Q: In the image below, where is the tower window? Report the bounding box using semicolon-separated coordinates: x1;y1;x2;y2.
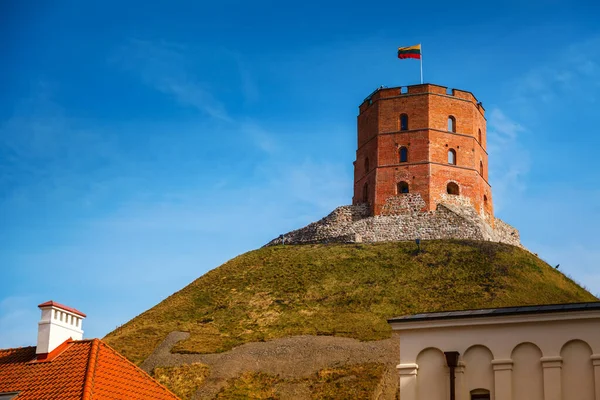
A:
447;182;460;195
478;128;482;143
448;149;457;165
484;194;488;206
480;160;484;176
397;181;409;194
364;157;370;174
399;146;408;163
400;114;409;131
363;182;369;203
448;116;456;132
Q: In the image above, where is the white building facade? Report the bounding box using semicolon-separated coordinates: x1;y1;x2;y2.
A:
388;302;600;400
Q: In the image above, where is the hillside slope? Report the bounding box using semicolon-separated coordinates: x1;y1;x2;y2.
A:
104;240;596;367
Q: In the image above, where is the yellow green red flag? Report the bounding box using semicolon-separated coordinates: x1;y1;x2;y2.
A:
398;44;421;60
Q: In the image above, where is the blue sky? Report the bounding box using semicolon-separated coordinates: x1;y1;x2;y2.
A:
1;0;599;347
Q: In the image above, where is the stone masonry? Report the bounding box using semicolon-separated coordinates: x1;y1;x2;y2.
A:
265;194;520;247
265;84;521;248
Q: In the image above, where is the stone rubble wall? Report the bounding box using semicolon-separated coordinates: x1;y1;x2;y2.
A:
492;217;521;247
380;193;427;215
265;195;520;247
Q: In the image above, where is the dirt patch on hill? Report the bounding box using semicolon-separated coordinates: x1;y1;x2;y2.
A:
141;331;399;399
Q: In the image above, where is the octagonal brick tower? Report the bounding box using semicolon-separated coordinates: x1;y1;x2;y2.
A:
352;83;492;219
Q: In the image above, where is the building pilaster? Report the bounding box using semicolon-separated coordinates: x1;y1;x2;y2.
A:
492;359;513;400
455;361;468;400
397;363;418;400
591;355;600;400
541;356;562;400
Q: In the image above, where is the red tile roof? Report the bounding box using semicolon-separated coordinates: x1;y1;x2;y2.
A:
0;339;179;399
38;301;87;317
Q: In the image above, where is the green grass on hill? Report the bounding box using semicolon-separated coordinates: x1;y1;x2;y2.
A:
154;363;210;399
214;363;385;400
104;240;596;365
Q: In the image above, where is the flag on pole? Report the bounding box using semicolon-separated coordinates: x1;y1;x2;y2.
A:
397;44;421;60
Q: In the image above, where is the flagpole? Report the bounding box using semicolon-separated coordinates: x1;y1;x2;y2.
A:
420;43;423;84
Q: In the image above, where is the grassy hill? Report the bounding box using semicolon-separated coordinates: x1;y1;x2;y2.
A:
104;240;596;366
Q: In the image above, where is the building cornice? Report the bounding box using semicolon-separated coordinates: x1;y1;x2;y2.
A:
389;310;600;332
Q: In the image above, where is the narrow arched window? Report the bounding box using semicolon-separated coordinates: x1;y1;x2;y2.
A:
447;182;459;195
364;157;369;174
397;181;409;194
480;161;484;176
448;116;456;132
399;146;408;163
448;149;457;165
478;128;482;143
400;114;409;131
483;195;488;207
362;182;369;203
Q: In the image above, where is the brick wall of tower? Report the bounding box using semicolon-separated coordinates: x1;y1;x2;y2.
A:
352;84;493;219
353;100;379;206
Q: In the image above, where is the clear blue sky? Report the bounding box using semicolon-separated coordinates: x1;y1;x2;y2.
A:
1;0;599;347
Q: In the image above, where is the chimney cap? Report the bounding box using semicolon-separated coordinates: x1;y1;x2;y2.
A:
38;301;86;318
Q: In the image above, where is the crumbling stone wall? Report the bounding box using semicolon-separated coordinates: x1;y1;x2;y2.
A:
265;194;520;247
492;217;521;247
380;194;427;215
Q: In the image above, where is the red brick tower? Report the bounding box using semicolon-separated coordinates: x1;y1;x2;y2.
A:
352;84;492;219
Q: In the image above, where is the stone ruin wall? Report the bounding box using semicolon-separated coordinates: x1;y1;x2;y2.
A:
265;194;521;247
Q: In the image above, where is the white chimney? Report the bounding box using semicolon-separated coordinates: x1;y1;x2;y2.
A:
36;301;86;355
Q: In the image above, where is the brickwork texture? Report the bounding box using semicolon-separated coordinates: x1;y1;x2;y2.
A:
353;84;492;218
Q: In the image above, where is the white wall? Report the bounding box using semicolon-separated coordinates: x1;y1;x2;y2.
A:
416;348;448;400
512;342;543;400
464;345;494;400
561;340;594;400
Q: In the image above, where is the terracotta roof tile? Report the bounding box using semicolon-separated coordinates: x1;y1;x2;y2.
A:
87;339;180;399
38;301;87;317
0;340;179;399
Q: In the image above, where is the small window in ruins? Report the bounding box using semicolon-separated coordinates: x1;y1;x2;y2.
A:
478;128;482;143
447;182;459;195
480;160;484;176
363;182;369;203
397;181;409;194
364;157;370;174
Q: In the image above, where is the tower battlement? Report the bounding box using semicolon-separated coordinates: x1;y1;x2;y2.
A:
359;84;485;114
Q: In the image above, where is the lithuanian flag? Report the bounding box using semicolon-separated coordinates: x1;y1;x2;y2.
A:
398;44;421;60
